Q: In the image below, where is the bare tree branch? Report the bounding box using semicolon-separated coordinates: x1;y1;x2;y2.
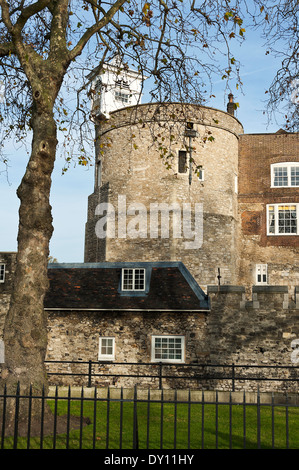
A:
68;0;128;60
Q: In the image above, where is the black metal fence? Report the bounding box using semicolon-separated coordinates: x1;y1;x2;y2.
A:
1;384;299;449
45;360;299;392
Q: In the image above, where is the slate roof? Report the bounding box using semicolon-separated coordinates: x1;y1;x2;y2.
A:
44;262;210;311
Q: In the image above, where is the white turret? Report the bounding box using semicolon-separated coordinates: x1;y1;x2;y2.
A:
88;56;145;119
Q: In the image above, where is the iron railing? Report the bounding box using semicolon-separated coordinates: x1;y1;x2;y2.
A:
44;360;299;391
1;384;299;449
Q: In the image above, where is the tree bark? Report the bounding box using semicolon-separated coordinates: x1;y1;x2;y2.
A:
0;107;57;429
0;0;72;431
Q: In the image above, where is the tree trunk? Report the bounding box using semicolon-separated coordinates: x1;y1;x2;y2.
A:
0;108;57;430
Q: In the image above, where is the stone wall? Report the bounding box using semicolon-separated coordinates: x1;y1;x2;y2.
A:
205;285;299;391
85;106;298;292
84;183;109;263
45;309;208;389
1;257;299;391
85;102;244;289
43;285;299;391
0;252;16;336
2;254;299;392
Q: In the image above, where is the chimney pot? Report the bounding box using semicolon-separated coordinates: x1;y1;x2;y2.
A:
227;93;235;115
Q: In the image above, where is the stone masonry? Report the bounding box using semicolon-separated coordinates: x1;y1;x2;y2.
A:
1;253;299;391
85;102;244;289
0;252;16;334
44;284;299;391
85;101;298;292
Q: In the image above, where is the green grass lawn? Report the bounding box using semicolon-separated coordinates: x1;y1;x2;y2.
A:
3;398;299;449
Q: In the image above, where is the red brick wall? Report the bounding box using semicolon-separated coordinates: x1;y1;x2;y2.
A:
239;132;299;198
238;132;299;248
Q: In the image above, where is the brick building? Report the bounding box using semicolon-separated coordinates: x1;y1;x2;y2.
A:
238;131;299;289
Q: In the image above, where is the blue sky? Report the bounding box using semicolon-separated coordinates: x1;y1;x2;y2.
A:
0;28;288;263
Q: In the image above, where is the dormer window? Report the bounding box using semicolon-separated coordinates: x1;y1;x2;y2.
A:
0;264;5;283
271;162;299;187
122;268;145;291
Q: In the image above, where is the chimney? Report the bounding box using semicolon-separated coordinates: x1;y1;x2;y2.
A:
227;93;235;116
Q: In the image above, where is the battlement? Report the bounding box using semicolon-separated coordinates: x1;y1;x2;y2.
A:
97;101;244;138
207;285;299;310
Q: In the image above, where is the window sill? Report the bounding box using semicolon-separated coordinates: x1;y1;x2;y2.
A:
267;233;298;236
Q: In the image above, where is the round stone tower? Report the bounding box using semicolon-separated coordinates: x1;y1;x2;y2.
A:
84;97;244;289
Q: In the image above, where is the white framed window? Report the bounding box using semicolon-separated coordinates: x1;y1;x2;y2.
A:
122;268;145;291
115;90;129;104
0;264;5;283
98;337;115;361
271;162;299;187
256;264;267;285
151;335;185;363
267;203;298;235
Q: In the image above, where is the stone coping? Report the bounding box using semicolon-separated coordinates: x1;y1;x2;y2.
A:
207;286;245;293
207;285;298;294
48;386;299;405
252;286;289;293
